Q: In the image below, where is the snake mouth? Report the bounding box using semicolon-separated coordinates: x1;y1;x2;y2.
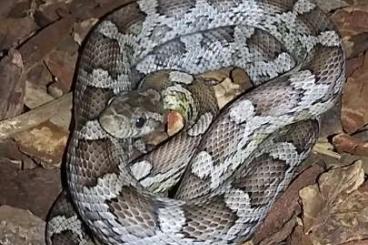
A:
165;110;185;137
143;110;184;147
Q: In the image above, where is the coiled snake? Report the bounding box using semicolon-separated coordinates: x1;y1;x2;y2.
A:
46;0;345;244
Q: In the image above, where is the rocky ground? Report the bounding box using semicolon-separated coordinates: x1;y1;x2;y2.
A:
0;0;368;244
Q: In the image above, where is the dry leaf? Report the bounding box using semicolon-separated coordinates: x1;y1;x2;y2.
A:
346;55;364;77
315;0;348;12
0;49;25;120
19;16;75;70
299;161;368;244
0;17;38;51
253;164;325;244
333;133;368;156
44;37;79;91
345;33;368;58
13;121;69;168
341;52;368;134
332;6;368;37
313;138;341;159
287;222;314;245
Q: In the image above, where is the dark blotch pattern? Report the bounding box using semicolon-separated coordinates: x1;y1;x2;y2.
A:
79;32;121;80
75;138;120;188
305;45;345;86
47;191;77;220
107;2;147;34
232;155;287;208
263;0;297;13
275;119;319;154
248;28;286;61
107;186;158;238
76;86;113;129
182;196;237;240
298;6;333;34
232;119;319;208
200;27;236;50
156;0;196;16
50;230;83;245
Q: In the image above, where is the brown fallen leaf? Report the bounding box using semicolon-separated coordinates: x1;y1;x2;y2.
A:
211;68;253;108
333;133;368;156
341;51;368;134
70;0;135;20
12;121;69;169
299;161;368;244
0;17;38;52
332;6;368;37
34;0;70;27
0;92;72;139
345;32;368;58
331;5;368;63
0;161;61;220
342;240;368;245
257;216;297;245
252;164;325;244
0;139;36;170
0;0;17;19
44;36;79;91
287;221;314;245
315;0;348;13
346;55;364;77
0;49;24;120
19;15;75;71
26;62;53;88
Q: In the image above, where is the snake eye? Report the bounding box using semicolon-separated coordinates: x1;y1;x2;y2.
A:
135;117;146;128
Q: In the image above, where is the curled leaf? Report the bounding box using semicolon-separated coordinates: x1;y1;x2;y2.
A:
299;161;368;244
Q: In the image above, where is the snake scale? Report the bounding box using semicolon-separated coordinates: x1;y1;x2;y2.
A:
46;0;345;244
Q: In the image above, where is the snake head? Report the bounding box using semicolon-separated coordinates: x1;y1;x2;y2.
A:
99;89;166;139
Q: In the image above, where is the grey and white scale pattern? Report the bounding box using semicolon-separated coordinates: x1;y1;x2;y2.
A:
46;0;345;244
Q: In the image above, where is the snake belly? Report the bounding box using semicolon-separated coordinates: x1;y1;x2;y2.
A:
46;0;345;244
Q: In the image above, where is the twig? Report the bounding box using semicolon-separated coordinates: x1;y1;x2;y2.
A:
313;142;341;159
0;93;72;140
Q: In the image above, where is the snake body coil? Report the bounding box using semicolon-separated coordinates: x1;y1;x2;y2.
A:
46;0;345;244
